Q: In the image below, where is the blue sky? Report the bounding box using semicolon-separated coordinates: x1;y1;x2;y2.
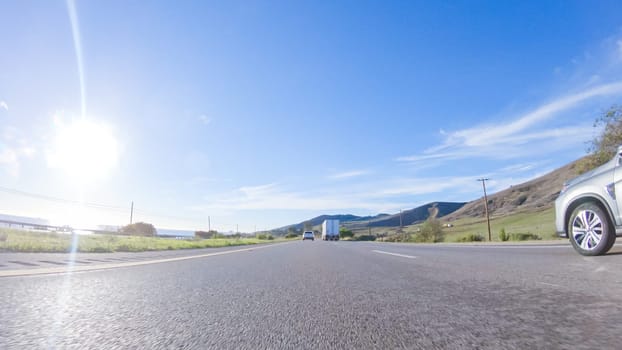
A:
1;0;622;232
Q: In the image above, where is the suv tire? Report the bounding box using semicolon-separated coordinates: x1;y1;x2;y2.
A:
568;202;616;256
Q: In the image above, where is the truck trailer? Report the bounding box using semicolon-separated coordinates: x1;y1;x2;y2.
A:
321;219;340;241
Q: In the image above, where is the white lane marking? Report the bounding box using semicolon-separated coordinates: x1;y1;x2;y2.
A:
372;250;416;259
373;243;572;249
0;242;292;278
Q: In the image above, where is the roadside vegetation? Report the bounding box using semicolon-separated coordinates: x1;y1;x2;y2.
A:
255;233;274;240
441;208;554;242
0;228;268;253
350;206;556;243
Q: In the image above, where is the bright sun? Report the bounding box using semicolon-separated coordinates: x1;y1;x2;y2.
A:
47;119;119;181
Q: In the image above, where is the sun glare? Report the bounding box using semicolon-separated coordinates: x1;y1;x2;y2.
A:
47;119;119;181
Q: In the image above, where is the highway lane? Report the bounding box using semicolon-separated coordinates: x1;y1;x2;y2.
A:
2;241;622;349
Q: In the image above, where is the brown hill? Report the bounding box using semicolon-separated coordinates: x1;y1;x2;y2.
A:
442;157;586;221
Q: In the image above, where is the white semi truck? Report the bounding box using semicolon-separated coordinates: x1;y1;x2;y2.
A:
321;219;340;241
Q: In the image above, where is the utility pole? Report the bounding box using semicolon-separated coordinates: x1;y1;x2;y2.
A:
477;178;492;241
208;216;211;232
129;201;134;225
399;209;403;232
236;224;238;234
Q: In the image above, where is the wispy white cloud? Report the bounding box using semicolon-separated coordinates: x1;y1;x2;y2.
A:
498;162;539;173
198;114;212;125
396;125;588;163
0;101;7;111
193;182;405;213
444;82;622;148
0;125;36;177
373;177;478;197
0;149;19;177
327;169;369;180
195;174;499;214
397;82;622;164
186;176;231;186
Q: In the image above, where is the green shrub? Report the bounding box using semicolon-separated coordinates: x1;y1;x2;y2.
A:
284;232;298;239
499;228;509;242
195;230;219;239
510;233;541;241
456;234;484;242
339;227;354;238
383;234;409;242
119;222;157;236
354;234;376;241
255;233;274;240
414;219;444;243
0;232;7;242
116;244;133;251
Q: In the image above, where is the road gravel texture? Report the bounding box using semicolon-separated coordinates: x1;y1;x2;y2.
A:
2;241;622;349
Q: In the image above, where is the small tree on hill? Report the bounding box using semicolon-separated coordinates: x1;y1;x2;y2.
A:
119;222;156;236
578;105;622;173
195;230;219;239
339;227;354;238
414;206;444;243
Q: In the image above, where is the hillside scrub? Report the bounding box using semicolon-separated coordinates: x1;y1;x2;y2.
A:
456;234;485;242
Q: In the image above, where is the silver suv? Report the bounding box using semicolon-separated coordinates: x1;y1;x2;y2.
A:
555;145;622;255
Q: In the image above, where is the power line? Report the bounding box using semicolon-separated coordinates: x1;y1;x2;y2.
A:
0;186;204;226
132;208;200;223
0;186;127;211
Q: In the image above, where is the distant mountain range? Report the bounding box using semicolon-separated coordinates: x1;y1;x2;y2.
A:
274;202;466;233
274;213;389;232
350;202;467;228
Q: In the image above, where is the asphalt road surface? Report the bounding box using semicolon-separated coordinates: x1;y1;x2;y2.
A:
2;240;622;349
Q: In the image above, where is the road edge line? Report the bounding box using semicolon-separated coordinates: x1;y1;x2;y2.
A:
0;241;293;278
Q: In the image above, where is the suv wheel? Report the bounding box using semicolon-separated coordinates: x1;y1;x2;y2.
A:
568;202;616;256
